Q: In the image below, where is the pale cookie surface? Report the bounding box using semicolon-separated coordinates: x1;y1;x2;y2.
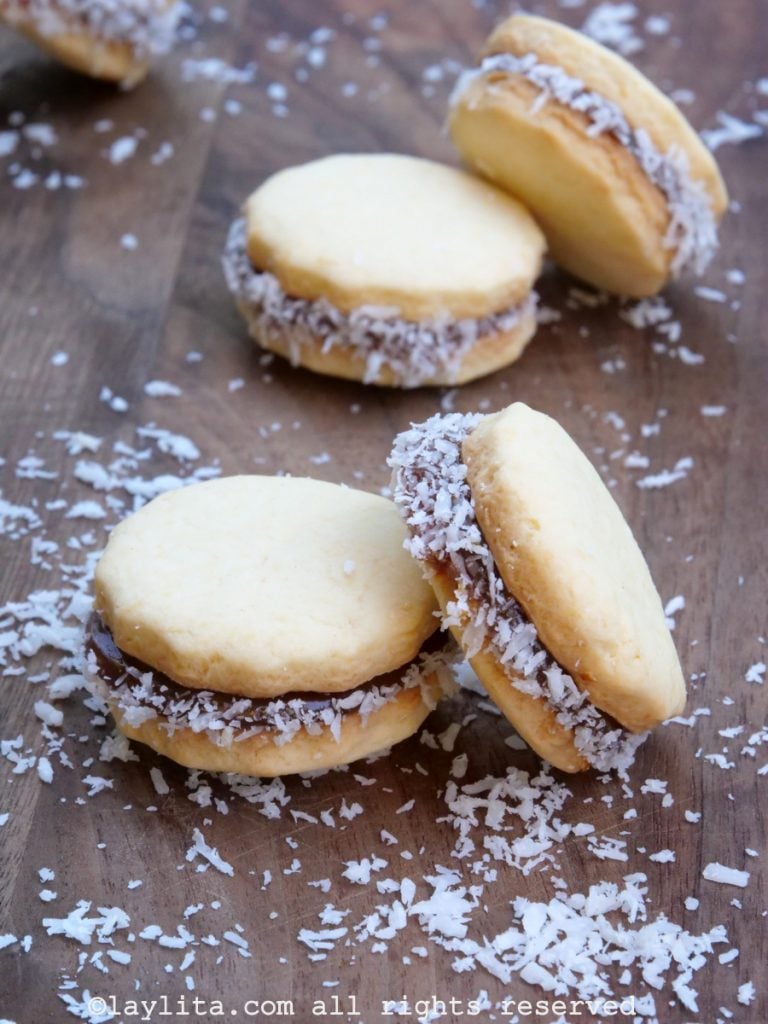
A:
95;476;439;697
244;153;545;321
463;403;686;730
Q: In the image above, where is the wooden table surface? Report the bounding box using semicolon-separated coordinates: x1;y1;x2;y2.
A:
1;2;765;1022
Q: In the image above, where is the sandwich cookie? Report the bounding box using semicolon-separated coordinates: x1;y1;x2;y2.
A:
0;0;181;86
389;403;686;773
449;14;728;296
223;154;546;388
84;476;456;776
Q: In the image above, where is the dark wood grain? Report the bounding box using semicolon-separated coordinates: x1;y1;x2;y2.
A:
1;1;766;1022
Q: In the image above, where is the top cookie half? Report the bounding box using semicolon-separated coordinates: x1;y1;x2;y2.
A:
94;476;439;698
243;153;545;321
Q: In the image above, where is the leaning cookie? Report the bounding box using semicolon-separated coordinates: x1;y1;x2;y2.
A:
223;154;545;388
0;0;181;86
449;14;727;296
84;476;457;776
389;403;686;773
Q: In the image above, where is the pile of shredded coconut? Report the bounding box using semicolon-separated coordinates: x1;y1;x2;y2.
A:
343;866;728;1011
84;630;458;748
2;0;182;55
388;411;647;772
222;218;537;389
451;52;719;276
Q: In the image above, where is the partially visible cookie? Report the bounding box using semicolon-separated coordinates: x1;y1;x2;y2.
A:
449;14;727;296
223;154;545;387
0;0;181;86
390;403;686;773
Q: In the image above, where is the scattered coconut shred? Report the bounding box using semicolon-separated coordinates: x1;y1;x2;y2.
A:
388;411;646;773
222;218;537;388
451;53;719;275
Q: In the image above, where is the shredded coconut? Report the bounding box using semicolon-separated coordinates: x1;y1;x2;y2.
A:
702;112;763;151
222;218;536;388
581;2;643;56
389;412;646;772
185;827;234;877
143;379;182;398
702;862;750;888
745;662;765;685
451;53;719;276
84;620;458;749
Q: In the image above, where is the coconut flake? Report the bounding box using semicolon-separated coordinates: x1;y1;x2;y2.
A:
185;827;234;877
34;700;64;727
582;2;643;56
745;662;765;685
143;380;182;398
702;863;750;888
702;112;763;151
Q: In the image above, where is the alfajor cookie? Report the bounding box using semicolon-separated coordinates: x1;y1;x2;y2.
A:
84;475;456;776
0;0;180;86
389;402;686;773
223;153;546;388
449;14;728;297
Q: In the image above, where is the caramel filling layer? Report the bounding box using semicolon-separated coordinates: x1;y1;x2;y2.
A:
85;613;456;747
222;218;537;388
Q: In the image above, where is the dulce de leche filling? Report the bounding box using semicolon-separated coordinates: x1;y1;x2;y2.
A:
222;218;537;389
84;613;455;748
388;412;647;773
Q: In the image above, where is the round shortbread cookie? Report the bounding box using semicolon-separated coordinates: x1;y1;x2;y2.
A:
485;15;725;208
449;14;727;296
243;153;545;321
389;409;651;774
95;476;439;698
462;403;686;731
